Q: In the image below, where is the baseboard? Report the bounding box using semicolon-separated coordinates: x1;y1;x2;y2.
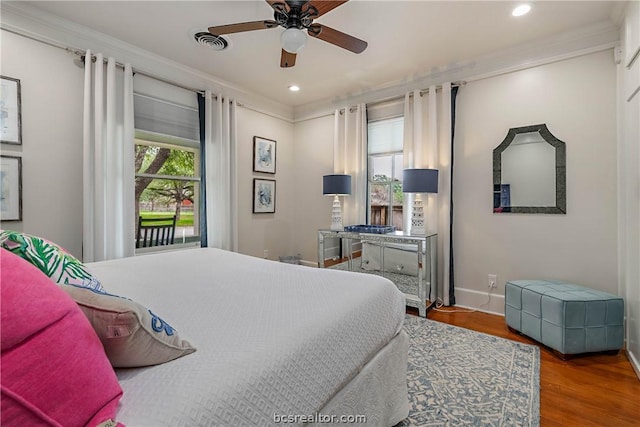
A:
290;273;507;316
296;266;507;316
453;287;505;316
627;349;640;381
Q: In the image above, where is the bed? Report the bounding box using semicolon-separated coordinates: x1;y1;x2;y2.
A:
84;248;410;426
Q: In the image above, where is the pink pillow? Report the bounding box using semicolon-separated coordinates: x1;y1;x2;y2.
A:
0;249;123;427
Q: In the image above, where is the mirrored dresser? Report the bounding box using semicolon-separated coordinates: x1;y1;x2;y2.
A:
317;229;437;317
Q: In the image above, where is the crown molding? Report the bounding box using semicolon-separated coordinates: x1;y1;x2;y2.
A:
292;20;621;122
0;2;294;122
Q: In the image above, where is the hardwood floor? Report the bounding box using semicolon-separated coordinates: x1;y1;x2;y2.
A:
410;306;640;426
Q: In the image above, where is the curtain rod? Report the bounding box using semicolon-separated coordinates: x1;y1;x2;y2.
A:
81;54;205;95
81;54;284;114
235;101;292;123
419;80;466;96
1;26;78;56
80;54;291;121
1;27;207;95
6;28;275;116
339;81;466;114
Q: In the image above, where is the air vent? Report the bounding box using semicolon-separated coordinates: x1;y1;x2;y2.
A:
193;32;228;51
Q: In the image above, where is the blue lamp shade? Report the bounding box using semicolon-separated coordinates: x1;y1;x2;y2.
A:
402;169;439;193
323;174;352;195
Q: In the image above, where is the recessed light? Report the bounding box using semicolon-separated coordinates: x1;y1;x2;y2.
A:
512;4;531;17
288;85;300;92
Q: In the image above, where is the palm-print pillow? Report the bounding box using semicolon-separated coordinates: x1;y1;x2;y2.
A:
0;230;103;291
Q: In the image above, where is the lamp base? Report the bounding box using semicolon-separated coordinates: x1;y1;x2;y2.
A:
330;195;343;231
410;226;426;235
409;195;427;235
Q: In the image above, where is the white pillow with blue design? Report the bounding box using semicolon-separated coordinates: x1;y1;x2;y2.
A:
0;230;103;291
61;284;196;368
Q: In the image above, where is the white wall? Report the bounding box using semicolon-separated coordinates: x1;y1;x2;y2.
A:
235;107;295;260
454;50;618;313
0;30;84;257
291;114;335;263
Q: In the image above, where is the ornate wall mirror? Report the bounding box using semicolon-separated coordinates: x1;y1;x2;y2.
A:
493;124;566;214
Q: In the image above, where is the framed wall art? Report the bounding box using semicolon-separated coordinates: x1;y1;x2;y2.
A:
253;178;276;213
253;136;276;174
0;155;23;221
0;76;22;145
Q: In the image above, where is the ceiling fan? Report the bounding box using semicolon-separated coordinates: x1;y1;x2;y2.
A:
208;0;367;68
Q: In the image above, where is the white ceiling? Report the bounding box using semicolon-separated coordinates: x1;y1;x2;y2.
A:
20;1;621;108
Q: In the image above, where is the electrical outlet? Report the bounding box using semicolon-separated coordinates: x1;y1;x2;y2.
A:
488;274;497;289
263;249;269;259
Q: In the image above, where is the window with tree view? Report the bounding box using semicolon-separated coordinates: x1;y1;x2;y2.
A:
368;117;404;230
135;136;201;249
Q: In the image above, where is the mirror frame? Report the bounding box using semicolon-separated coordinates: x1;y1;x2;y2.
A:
493;123;566;214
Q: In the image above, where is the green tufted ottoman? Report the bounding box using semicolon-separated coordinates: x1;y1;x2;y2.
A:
505;280;624;358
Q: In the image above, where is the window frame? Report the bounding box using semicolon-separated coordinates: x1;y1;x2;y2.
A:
134;130;202;253
367;150;404;229
366;115;405;230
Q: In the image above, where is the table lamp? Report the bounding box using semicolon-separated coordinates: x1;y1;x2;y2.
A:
323;174;352;231
403;168;438;235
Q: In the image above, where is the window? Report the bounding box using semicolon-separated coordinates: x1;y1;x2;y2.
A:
367;117;404;230
132;77;202;252
134;134;201;249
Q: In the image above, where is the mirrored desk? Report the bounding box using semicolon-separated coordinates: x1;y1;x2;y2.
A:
318;229;437;317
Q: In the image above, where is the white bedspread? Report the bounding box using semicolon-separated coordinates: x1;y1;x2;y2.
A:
86;248;406;426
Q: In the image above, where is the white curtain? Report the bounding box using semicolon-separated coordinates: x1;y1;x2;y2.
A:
403;83;453;305
333;103;367;225
82;51;135;262
204;91;237;251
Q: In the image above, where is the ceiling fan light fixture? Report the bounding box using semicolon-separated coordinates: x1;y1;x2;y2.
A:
281;28;307;53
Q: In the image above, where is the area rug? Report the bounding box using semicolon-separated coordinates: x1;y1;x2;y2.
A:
397;315;540;427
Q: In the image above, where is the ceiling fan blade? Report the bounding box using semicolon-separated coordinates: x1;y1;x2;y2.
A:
309;24;367;54
306;0;349;17
280;49;297;68
208;20;277;36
